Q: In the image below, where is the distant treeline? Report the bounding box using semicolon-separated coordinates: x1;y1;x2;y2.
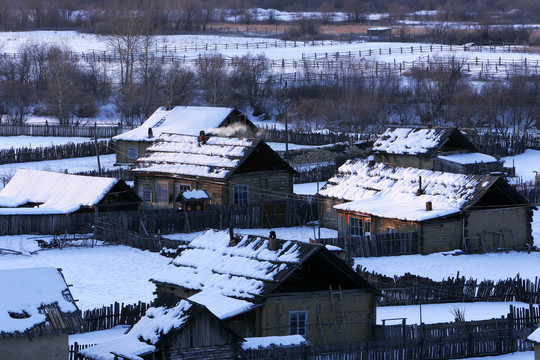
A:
0;0;539;33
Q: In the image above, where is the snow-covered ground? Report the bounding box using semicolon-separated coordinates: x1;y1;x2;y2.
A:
0;154;120;183
0;136;104;150
293;181;326;195
377;301;528;325
355;245;540;282
502;149;540;182
0;245;169;310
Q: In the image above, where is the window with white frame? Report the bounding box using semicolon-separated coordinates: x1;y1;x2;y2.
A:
156;182;169;203
233;185;249;204
350;217;363;237
143;188;152;202
127;146;138;160
289;311;308;335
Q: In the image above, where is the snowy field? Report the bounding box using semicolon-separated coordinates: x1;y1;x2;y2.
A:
1;31;538;78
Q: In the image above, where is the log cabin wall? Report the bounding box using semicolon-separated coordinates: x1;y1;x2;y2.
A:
227;170;292;204
115;140;153;164
465;207;533;251
260;290;376;345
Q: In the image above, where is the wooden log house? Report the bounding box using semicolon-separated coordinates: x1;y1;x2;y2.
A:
130;132;297;209
150;230;382;346
320;159;534;255
113;106;257;164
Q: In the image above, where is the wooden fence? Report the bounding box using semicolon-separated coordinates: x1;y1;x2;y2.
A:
0;139;113;165
93;199;317;248
261;128;368;145
82;301;151;332
357;268;540;306
0;212;96;236
0;123;128;137
320;232;419;258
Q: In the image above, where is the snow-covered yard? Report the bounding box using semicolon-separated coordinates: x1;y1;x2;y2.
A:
0;244;169;310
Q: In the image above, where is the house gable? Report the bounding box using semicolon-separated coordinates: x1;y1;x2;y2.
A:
235;141;297;175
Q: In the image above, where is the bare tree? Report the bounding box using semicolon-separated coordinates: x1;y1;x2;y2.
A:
227;54;271;115
162;63;196;106
196;54;227;106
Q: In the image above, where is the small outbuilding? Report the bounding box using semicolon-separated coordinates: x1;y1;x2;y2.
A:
150;230;381;346
0;169;141;235
113;106;257;164
368;27;392;37
0;267;83;360
372;127;479;171
80;299;243;360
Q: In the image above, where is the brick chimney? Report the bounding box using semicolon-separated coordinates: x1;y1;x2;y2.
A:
426;201;433;211
148;127;153;138
198;130;206;145
268;231;277;251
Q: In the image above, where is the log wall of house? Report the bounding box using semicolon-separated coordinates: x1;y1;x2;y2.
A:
166;312;238;350
420;219;462;254
0;333;67;359
228;170;292;204
373;154;434;170
260;290;376;346
320;198;345;230
465;207;533;251
115;140;153;164
135;175;226;207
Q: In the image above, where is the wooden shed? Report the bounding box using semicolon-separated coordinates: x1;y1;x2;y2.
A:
131;132;296;208
0;267;84;360
113;106;257;164
150;230;381;346
80;299;243;360
368;27;392;37
321;159;534;255
372;127;478;171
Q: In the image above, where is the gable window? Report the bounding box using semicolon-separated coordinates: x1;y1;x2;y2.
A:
157;182;169;203
289;311;308;335
127;146;138;160
233;185;249;204
350;217;363;237
143;188;152;202
179;184;191;193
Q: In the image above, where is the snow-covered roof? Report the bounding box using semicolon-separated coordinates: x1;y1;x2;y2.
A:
373;127;473;156
131;133;258;180
242;335;310;350
182;189;210;200
113;106;237;142
0;169;119;214
81;300;193;360
151;230;309;306
320;160;499;221
0;267;80;336
437;152;498;165
188;291;257;319
528;327;540;343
